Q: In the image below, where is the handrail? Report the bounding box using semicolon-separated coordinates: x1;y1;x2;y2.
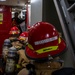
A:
67;3;75;12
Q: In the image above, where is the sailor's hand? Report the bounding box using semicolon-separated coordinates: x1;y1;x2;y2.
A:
17;50;30;64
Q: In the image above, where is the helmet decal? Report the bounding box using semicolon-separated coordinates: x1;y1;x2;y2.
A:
28;44;34;50
58;37;61;44
34;36;58;45
36;46;58;54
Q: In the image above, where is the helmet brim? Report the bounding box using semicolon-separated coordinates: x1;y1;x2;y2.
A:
25;38;66;60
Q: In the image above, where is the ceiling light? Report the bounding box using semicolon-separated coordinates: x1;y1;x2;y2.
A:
0;0;6;1
31;0;37;3
12;12;15;14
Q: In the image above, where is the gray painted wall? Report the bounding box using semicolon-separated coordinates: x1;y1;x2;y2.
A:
31;0;42;25
43;0;64;38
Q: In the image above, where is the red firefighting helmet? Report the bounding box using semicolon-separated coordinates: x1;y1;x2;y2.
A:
26;22;66;60
9;26;20;35
18;31;28;41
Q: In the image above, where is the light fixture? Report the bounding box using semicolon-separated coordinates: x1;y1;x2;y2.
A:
31;0;37;3
12;12;15;14
0;0;6;1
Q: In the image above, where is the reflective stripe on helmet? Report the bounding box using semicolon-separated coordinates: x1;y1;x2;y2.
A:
19;36;26;41
35;46;58;54
28;44;34;50
58;37;61;44
34;36;58;45
28;37;61;54
9;31;20;34
28;43;58;54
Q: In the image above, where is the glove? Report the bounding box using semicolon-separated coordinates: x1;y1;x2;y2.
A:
17;49;30;65
26;63;35;70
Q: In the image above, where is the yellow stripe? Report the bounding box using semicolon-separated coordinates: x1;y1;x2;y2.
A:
28;44;34;50
19;37;26;41
58;37;61;44
36;46;58;54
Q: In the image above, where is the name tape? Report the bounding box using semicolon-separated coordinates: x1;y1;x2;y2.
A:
34;36;58;45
